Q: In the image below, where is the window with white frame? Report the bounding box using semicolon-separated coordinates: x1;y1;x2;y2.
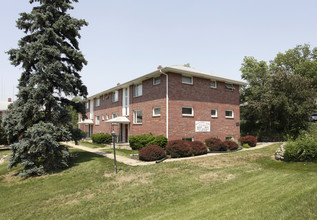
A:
225;83;234;91
182;107;194;116
153;107;161;116
225;110;234;118
112;91;119;102
211;109;218;118
95;98;100;107
112;113;118;118
86;101;89;109
122;87;129;116
133;110;143;124
95;115;100;125
102;114;105;121
210;80;217;88
106;113;109;120
133;83;142;97
182;75;193;84
153;76;161;85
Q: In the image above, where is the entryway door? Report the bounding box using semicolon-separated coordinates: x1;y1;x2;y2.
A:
120;124;129;143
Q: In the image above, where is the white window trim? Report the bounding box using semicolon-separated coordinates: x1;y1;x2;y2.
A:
182;75;193;85
153;76;161;85
86;102;89;109
225;83;234;91
112;91;119;102
106;113;109;120
133;83;143;97
182;107;194;116
101;114;105;121
225;110;234;118
210;80;217;88
133;110;143;124
95;98;100;107
153;107;161;116
211;109;218;118
95;115;100;125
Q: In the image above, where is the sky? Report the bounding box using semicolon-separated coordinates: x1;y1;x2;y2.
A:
1;0;317;101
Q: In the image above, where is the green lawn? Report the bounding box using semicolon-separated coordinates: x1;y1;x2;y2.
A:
102;148;139;158
78;141;108;148
0;144;316;219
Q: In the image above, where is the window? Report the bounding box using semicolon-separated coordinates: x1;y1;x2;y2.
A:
86;102;89;109
95;98;100;107
182;107;194;116
112;91;119;102
153;107;161;116
182;75;193;84
225;83;234;91
112;113;118;118
106;113;109;120
182;137;194;142
153;76;161;85
225;110;234;118
95;115;100;125
102;114;105;121
226;136;233;141
133;110;143;124
133;83;142;97
210;81;217;88
122;87;129;116
211;109;218;118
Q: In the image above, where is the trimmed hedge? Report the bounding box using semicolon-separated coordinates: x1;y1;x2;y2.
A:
239;136;257;147
205;137;226;151
91;133;112;144
139;145;166;161
188;141;207;156
148;135;168;149
223;140;239;151
166;141;192;158
129;133;155;150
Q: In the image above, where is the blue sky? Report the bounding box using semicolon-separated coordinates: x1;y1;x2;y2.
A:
1;0;317;101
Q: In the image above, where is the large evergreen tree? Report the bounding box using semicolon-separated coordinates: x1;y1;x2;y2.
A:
2;0;88;177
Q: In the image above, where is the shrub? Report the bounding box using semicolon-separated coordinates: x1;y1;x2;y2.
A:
166;141;192;158
187;141;207;156
129;133;155;150
223;140;239;151
166;140;185;149
148;135;168;149
205;137;225;151
91;133;112;144
239;136;257;147
242;143;250;148
283;137;317;162
139;145;166;161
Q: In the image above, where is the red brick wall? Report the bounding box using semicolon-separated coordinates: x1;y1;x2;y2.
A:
80;72;241;142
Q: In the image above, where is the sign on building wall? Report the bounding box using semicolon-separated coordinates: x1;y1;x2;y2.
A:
195;121;210;132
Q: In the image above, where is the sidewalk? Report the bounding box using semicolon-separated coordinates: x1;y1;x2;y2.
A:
62;142;279;166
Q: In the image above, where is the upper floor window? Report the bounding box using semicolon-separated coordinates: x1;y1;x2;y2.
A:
225;110;234;118
95;98;100;107
153;76;161;85
211;109;218;118
225;83;234;91
106;113;109;120
133;83;142;97
182;107;194;116
210;81;217;88
112;91;119;102
86;102;89;109
102;114;105;121
182;75;193;84
95;115;100;125
112;113;118;118
133;110;143;124
153;107;161;116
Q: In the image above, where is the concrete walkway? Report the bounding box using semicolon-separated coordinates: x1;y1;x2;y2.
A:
62;142;279;166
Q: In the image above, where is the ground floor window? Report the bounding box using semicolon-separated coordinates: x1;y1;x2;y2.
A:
182;137;194;142
211;109;218;118
225;110;234;118
182;107;194;116
153;107;161;116
225;136;233;141
95;115;100;125
133;110;143;124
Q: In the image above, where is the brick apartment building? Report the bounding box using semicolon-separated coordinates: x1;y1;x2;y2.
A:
79;65;246;142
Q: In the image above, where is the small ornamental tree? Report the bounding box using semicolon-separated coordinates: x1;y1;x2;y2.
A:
2;0;88;177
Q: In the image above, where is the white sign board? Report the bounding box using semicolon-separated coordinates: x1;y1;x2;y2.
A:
195;121;210;132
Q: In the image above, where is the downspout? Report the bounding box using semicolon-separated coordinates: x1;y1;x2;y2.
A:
160;69;169;139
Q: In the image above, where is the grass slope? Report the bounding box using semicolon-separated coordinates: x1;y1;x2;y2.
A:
0;144;316;219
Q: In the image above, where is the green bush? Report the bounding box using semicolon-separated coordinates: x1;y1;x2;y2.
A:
0;116;8;145
242;143;250;148
129;133;155;150
91;133;112;144
284;137;317;162
148;135;168;149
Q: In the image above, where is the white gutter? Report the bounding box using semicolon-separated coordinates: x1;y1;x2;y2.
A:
160;69;168;139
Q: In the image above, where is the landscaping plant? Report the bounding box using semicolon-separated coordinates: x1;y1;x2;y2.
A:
139;145;166;161
166;141;192;158
205;137;225;151
2;0;87;177
91;133;112;144
239;136;257;147
187;141;207;156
